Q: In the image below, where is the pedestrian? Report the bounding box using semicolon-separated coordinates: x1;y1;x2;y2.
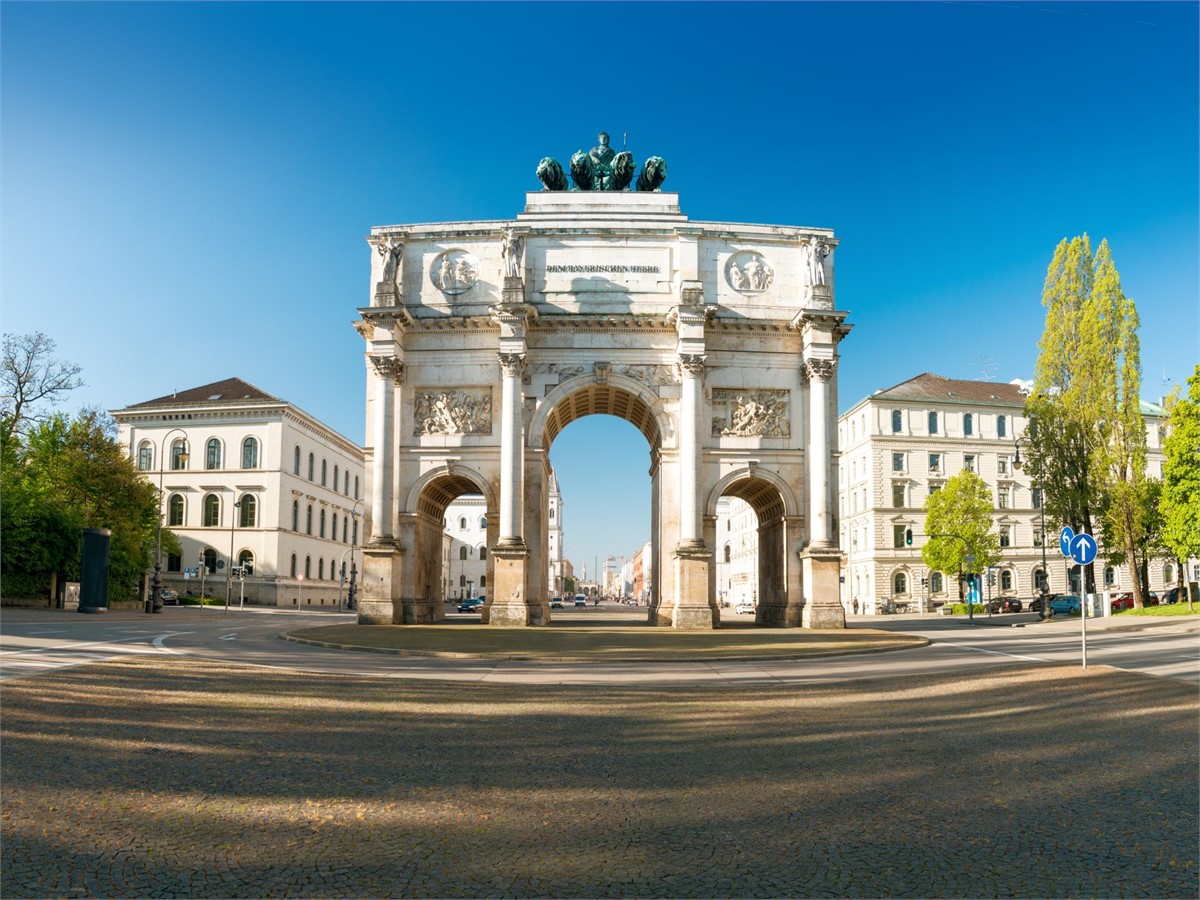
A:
852;597;859;615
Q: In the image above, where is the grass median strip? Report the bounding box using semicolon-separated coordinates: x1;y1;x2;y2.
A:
284;623;927;661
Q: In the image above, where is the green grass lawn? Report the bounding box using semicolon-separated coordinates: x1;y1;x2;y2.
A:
1113;602;1199;617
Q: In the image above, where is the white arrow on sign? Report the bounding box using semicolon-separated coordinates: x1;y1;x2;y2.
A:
1059;526;1075;558
1069;532;1098;566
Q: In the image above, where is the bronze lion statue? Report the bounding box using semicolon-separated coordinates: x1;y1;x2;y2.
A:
636;156;668;192
535;157;569;192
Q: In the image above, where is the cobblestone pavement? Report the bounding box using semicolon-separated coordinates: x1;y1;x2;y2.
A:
2;658;1196;898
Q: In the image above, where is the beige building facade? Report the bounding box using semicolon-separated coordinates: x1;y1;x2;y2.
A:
113;379;365;608
837;373;1173;614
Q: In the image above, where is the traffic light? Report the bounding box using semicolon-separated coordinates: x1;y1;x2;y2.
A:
905;528;913;546
242;561;253;576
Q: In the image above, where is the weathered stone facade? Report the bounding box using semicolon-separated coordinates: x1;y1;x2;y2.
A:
356;191;851;628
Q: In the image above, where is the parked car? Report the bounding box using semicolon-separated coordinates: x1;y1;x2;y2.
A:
735;602;755;615
988;597;1022;614
1049;595;1082;615
1161;587;1183;605
457;598;484;613
550;597;564;609
159;589;178;605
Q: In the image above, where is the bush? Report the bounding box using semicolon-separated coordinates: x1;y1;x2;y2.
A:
946;603;988;615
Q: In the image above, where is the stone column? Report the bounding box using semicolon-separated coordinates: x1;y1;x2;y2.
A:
359;354;404;625
488;293;535;627
666;285;715;629
368;356;402;542
805;358;836;549
800;357;845;629
498;352;526;545
678;353;706;550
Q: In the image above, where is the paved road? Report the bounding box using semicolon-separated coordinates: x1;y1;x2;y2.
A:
3;606;1197;685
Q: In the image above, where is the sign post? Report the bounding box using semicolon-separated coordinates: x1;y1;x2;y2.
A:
1066;529;1098;668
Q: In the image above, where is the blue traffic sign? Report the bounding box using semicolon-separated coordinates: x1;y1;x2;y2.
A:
1059;526;1075;558
1069;532;1098;566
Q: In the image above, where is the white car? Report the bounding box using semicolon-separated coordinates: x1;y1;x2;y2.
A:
735;602;755;615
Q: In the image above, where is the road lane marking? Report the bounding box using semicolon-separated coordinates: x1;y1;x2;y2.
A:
934;642;1045;662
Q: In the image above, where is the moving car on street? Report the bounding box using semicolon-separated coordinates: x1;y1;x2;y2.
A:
457;598;484;613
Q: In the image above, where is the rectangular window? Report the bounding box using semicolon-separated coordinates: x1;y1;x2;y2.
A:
892;452;905;473
964;454;976;473
929;483;942;496
998;456;1009;475
998;415;1007;438
998;487;1009;509
999;525;1011;548
928;411;938;434
1033;528;1044;547
893;525;907;549
892;484;905;508
964;413;974;436
928;452;941;473
1032;488;1042;509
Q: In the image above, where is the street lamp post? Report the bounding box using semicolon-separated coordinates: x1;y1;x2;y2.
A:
226;498;239;614
1013;440;1050;621
149;429;189;614
347;499;362;611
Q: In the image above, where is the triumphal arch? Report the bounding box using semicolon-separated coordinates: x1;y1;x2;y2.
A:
354;135;851;629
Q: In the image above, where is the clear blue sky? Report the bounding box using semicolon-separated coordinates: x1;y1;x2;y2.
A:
3;2;1197;575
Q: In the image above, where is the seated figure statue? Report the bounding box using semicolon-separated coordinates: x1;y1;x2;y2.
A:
570;132;635;190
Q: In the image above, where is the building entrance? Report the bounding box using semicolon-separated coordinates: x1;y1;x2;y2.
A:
355;182;850;629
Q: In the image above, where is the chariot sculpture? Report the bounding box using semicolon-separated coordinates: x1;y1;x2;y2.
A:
537;131;668;192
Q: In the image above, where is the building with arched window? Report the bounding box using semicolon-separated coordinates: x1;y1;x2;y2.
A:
836;372;1172;615
113;377;364;608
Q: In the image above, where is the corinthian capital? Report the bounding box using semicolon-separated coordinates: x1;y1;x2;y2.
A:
369;356;404;384
677;354;707;378
803;358;836;382
498;352;526;378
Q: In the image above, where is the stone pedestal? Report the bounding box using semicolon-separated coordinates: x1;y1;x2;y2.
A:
662;543;715;629
800;547;845;629
358;541;404;624
488;542;532;626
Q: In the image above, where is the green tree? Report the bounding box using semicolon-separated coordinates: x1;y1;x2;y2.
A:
1027;235;1148;604
1;409;159;602
922;472;1001;600
1160;366;1200;607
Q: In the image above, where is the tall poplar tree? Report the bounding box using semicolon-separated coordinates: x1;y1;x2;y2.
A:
1027;235;1149;605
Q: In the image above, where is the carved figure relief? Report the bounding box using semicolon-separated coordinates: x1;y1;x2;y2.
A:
375;236;404;298
726;252;775;294
413;389;493;435
711;389;790;437
431;250;479;295
802;236;830;288
617;364;677;387
500;229;525;279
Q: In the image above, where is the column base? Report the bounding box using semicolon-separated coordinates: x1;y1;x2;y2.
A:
488;542;540;626
756;601;803;628
800;547;845;629
358;540;404;625
662;543;715;629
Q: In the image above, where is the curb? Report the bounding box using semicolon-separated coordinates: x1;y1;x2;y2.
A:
279;632;932;664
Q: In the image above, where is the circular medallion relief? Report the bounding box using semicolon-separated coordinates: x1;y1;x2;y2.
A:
726;251;775;294
431;250;479;295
